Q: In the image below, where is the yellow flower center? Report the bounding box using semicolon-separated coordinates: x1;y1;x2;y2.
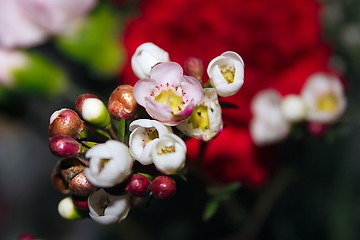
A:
317;93;337;113
142;129;159;144
154;89;184;114
220;65;235;84
188;105;210;132
157;145;176;155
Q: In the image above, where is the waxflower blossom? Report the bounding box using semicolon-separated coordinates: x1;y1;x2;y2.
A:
280;94;307;122
301;73;346;124
207;51;244;97
88;189;130;225
151;133;187;175
250;89;290;146
177;88;223;141
133;62;203;126
131;42;170;79
84;140;133;187
129;119;172;165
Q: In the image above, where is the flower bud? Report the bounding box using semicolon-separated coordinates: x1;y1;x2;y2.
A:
131;42;170;79
51;157;87;193
58;197;83;220
72;195;89;211
151;176;176;199
49;108;87;139
0;48;28;87
280;94;307;122
75;94;111;128
69;171;97;197
108;85;138;120
125;173;151;197
49;135;83;158
184;56;204;82
307;122;327;137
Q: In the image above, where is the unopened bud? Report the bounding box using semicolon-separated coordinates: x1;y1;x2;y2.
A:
151;176;176;199
69;171;97;197
58;197;83;220
108;85;138;120
75;94;111;127
184;56;204;82
49;135;83;158
281;94;307;122
125;173;150;197
72;195;89;211
307;122;327;137
49;108;87;139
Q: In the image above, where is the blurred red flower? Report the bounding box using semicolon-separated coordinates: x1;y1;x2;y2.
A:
120;0;335;186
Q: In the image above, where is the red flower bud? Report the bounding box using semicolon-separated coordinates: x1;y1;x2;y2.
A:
151;176;176;199
49;135;81;158
184;56;204;82
307;122;327;137
125;173;150;197
49;109;87;139
108;85;138;120
72;195;89;211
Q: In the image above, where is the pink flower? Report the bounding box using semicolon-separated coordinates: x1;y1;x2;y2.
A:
133;62;203;126
0;0;97;48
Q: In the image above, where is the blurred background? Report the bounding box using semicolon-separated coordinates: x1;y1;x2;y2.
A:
1;0;360;239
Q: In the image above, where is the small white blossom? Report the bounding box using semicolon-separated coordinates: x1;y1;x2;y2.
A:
177;88;223;141
85;140;133;187
129;119;172;165
88;189;130;225
151;133;186;175
280;94;307;122
301;73;346;123
207;51;244;97
131;42;170;79
250;89;289;146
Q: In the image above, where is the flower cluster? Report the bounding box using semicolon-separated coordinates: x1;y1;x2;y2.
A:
250;73;346;146
48;42;244;224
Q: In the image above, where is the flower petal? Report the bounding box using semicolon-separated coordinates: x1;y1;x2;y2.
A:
133;78;158;107
149;62;183;85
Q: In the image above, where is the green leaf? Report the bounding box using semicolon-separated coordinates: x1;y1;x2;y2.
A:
55;3;125;76
117;118;126;142
219;101;239;109
12;52;68;97
202;199;220;221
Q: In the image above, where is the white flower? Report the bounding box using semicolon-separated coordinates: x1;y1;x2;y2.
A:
151;133;187;175
131;42;170;79
280;94;307;122
207;51;244;97
177;88;223;141
88;189;130;225
0;48;28;87
301;73;346;124
250;89;290;146
84;140;133;187
129;119;172;165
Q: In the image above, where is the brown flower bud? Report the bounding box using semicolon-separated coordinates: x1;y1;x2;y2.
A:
49;109;87;139
151;176;176;199
69;171;97;197
108;85;138;120
184;56;204;82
